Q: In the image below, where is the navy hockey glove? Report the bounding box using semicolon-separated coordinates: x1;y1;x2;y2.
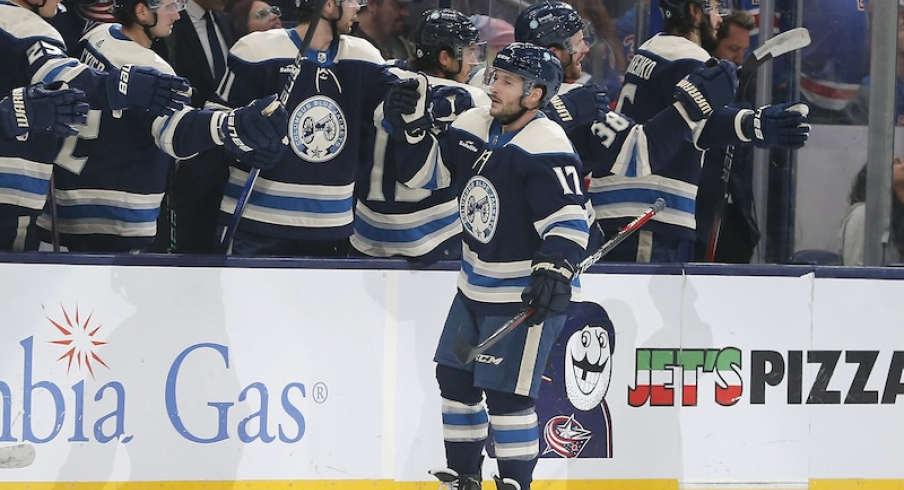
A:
430;85;474;132
521;251;575;326
674;58;738;122
106;64;191;117
741;102;810;149
220;94;289;171
0;83;89;138
545;84;611;133
384;74;432;143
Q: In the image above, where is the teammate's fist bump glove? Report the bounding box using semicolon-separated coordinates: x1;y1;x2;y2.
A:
545;83;610;133
106;64;191;117
674;58;738;122
385;74;431;143
430;85;474;132
521;251;575;326
741;101;810;149
0;83;89;138
220;94;288;171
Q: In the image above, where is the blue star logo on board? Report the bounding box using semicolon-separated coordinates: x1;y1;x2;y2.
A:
290;95;347;163
460;176;499;243
542;414;592;458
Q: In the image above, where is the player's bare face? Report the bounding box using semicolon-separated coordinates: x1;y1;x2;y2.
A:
453;44;481;84
488;70;529;123
34;0;63;18
337;2;362;34
151;0;182;37
562;30;589;80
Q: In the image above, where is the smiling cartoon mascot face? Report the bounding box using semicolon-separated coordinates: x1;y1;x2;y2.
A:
564;323;613;411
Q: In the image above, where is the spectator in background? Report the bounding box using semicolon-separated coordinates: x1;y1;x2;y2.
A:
567;0;626;94
351;0;417;60
850;0;904;126
228;0;282;39
469;14;514;74
694;9;760;263
840;158;904;266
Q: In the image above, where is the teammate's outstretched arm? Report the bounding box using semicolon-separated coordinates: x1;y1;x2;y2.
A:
0;82;89;139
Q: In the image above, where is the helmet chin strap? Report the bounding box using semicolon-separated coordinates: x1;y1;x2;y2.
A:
139;12;160;40
321;1;342;40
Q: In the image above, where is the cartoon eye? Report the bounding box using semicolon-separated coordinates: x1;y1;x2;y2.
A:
581;330;591;347
598;332;608;349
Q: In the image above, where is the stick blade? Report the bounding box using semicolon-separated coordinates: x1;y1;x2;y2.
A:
752;27;811;62
0;444;35;469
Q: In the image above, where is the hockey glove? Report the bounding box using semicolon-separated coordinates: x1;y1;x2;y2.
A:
0;83;89;138
741;102;810;149
674;58;738;122
430;85;474;133
384;74;432;143
220;94;289;171
521;251;575;326
544;83;611;134
106;64;192;117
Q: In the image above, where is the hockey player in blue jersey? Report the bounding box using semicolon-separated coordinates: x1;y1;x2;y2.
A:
215;0;414;257
0;0;193;249
350;8;490;264
0;82;89;139
593;0;810;263
33;0;289;252
385;42;587;490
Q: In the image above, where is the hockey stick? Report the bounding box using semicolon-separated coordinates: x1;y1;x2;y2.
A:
453;198;666;364
217;0;328;254
704;27;811;262
48;172;60;252
0;443;35;469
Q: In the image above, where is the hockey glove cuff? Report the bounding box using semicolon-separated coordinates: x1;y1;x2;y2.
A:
430;85;474;133
219;94;289;171
0;83;89;138
106;64;192;118
385;74;432;143
674;58;738;123
741;101;810;149
545;83;610;133
521;252;575;326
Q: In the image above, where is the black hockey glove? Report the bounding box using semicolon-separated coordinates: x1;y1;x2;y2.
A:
430;85;474;133
106;64;192;117
0;83;89;138
544;83;611;134
521;251;575;326
384;74;432;143
741;102;810;149
220;94;289;171
674;58;738;122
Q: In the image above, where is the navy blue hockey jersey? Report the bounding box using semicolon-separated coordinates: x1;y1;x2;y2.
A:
216;29;399;241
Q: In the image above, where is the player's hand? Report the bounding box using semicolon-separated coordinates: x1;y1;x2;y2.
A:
106;64;192;117
544;83;610;133
220;94;289;170
384;75;432;143
0;83;89;138
521;251;575;326
674;58;738;122
430;85;474;133
742;102;810;149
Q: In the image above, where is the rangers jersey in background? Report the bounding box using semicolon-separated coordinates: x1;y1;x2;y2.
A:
216;29;398;242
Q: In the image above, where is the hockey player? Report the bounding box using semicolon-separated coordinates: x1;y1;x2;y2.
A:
34;0;289;252
383;41;738;490
0;0;192;249
215;0;416;257
590;0;810;262
0;83;89;140
350;8;490;264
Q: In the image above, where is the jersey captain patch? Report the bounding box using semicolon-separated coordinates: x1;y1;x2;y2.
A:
290;95;347;162
460;176;499;244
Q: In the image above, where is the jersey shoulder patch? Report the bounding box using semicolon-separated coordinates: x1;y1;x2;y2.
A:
0;4;66;45
230;29;296;63
638;32;710;63
510;117;574;156
80;24;175;74
338;35;387;65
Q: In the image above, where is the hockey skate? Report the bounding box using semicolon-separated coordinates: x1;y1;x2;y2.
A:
492;475;521;490
428;467;482;490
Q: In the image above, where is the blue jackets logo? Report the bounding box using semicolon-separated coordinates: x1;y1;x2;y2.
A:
460;176;499;244
290;96;347;162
